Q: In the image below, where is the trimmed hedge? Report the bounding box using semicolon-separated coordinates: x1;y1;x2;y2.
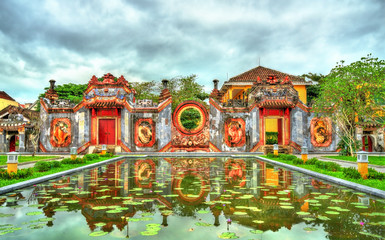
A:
61;158;86;164
0;168;34;179
342;167;361;179
34;161;62;172
83;154;100;161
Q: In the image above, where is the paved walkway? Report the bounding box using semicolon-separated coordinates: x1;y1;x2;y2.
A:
294;154;385;173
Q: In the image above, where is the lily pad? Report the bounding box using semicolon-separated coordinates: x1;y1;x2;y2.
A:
106;210;122;214
233;211;247;215
0;213;15;217
296;211;310;215
252;220;264;224
325;211;340;215
197;210;209;214
281;206;295;209
195;222;213;227
38;217;55;222
355;205;369;209
317;215;331;221
141;231;158;236
95;223;106;227
92;206;107;210
218;232;239;239
65;200;79;204
303;217;316;221
303;227;318;231
26;211;43;216
89;231;108;237
263;196;278;199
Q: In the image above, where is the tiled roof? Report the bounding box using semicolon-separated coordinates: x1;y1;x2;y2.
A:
229;66;305;83
0;91;16;101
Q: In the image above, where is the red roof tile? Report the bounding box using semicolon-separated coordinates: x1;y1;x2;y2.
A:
0;91;16;101
229;66;305;83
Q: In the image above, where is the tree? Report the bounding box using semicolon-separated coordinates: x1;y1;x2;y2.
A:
313;54;385;156
301;73;325;105
130;81;159;103
166;75;210;110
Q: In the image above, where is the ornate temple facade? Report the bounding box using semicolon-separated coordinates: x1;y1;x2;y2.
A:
35;67;346;154
39;74;172;153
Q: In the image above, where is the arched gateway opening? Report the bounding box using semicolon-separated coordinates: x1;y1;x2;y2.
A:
171;101;209;152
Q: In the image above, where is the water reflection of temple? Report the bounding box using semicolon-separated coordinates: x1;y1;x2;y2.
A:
32;158;325;233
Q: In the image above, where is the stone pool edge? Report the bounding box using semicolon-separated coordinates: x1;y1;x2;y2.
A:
0;156;127;195
256;156;385;199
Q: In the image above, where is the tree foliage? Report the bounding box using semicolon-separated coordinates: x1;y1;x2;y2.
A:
313;54;385;156
133;75;210;110
301;73;325;105
130;81;159;103
166;74;210;110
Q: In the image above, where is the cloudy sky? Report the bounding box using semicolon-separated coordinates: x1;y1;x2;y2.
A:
1;0;384;103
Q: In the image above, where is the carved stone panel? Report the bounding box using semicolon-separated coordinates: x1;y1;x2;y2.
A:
50;118;71;147
310;117;332;147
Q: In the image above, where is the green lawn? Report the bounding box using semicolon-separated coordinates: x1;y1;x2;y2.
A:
0;155;58;165
325;155;385;166
0;156;117;188
262;155;385;191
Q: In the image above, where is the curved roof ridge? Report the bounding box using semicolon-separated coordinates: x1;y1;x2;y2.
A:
229;65;305;83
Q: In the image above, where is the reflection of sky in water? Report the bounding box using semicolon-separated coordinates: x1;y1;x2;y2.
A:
0;157;384;239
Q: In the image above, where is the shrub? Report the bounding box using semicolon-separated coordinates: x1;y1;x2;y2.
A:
266;153;278;159
0;168;34;179
83;154;100;161
306;158;319;165
61;158;86;164
100;152;113;158
368;168;385;180
34;161;61;172
315;161;341;172
279;154;297;161
34;161;51;172
342;167;361;179
293;158;304;165
51;161;61;168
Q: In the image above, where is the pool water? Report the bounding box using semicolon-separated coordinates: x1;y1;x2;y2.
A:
0;157;384;239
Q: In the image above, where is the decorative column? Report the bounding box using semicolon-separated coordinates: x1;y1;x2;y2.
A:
91;108;97;145
357;151;369;179
273;144;279;156
18;126;25;152
301;146;308;162
7;152;19;174
0;128;5;152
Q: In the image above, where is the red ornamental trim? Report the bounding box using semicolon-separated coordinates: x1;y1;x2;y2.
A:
50;118;71;148
224;118;246;147
310;117;332;147
135;118;156;147
173;101;208;135
134;159;155;188
225;159;246;187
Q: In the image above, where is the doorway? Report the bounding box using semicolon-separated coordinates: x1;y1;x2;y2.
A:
362;135;373;152
265;118;283;145
9;135;16;152
99;119;116;145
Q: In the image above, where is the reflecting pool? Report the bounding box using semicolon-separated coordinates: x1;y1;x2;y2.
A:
0;157;385;239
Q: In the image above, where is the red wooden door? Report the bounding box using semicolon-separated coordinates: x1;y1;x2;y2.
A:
99;119;115;145
9;135;16;152
277;118;283;145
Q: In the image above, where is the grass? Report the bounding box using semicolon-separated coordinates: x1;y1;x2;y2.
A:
0;156;117;188
262;155;385;191
0;155;58;165
325;155;385;166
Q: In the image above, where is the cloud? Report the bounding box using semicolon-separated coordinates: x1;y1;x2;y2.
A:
0;0;384;103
